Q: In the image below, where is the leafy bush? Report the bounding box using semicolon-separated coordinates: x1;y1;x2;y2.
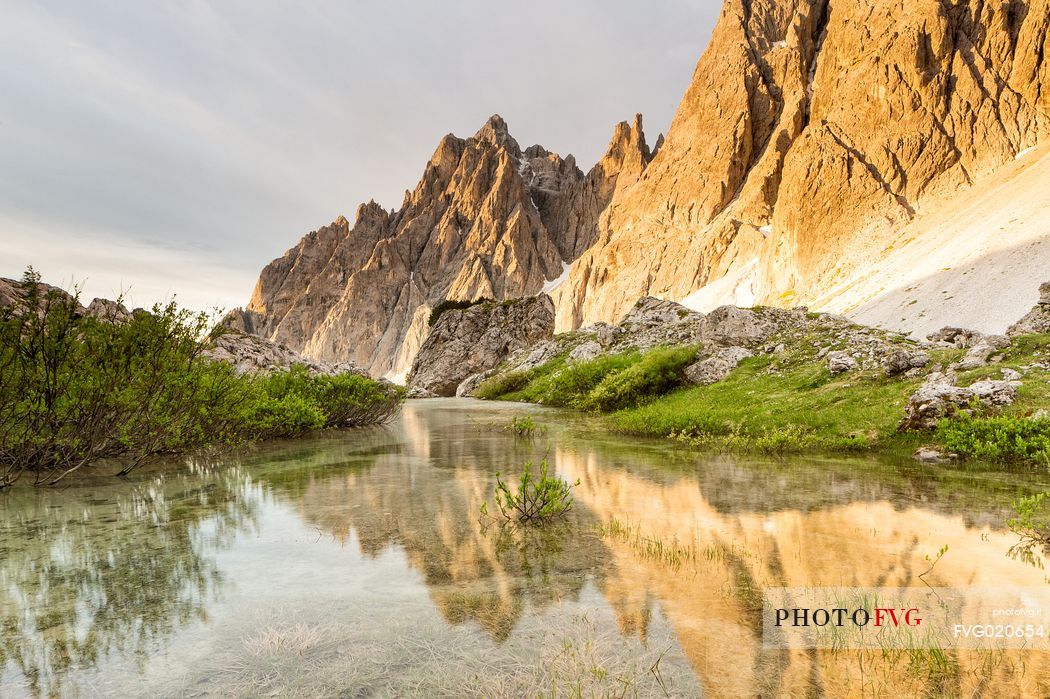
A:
935;416;1050;465
0;269;402;486
582;345;696;412
505;415;539;437
538;353;640;408
474;370;534;399
481;459;577;525
428;297;492;327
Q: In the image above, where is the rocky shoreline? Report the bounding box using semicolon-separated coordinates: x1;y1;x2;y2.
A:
404;285;1050;464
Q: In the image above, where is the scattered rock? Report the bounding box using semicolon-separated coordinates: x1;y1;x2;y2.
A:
1008;282;1050;336
406;386;438;399
913;447;955;463
204;329;365;376
826;351;859;374
899;375;1021;431
568;341;603;363
951;335;1011;370
685;346;752;385
1001;367;1023;381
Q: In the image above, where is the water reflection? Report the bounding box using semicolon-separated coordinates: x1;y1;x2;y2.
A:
0;462;259;697
2;399;1050;697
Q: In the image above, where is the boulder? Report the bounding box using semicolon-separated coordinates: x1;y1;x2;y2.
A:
913;447;955;463
882;347;930;376
685;346;752;385
968;380;1020;406
898;381;979;431
568;340;602;363
700;306;775;346
618;296;701;330
456;371;495;397
899;377;1021;431
406;386;438;399
507;340;560;373
590;322;623;348
826;351;859;374
407;295;555;397
951;335;1011;370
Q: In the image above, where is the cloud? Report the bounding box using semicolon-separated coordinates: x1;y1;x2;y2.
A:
0;0;717;311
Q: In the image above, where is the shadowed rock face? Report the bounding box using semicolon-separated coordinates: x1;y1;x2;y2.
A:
241;0;1050;375
407;295;555;397
235;115;651;378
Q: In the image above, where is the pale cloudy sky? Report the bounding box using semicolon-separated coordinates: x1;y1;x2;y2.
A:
0;0;718;311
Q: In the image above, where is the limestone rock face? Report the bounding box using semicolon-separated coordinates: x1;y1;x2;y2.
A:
556;0;1050;328
239;114;651;378
407;295;555;397
241;0;1050;372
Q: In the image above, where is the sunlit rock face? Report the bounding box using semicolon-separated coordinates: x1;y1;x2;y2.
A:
236;115;651;378
558;0;1050;328
240;0;1050;372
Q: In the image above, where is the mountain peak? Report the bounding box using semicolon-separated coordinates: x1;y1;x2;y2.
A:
473;114;521;156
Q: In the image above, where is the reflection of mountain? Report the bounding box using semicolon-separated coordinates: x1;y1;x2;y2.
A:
553;447;1050;697
255;401;1050;696
281;404;612;643
0;462;257;697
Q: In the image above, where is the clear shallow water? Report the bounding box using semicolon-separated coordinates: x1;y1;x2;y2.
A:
2;399;1050;697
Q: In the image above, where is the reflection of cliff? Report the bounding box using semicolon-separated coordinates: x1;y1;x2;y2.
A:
0;463;257;697
554;447;1050;697
288;404;611;642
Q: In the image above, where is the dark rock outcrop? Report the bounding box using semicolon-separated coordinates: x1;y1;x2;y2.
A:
407;295;555;397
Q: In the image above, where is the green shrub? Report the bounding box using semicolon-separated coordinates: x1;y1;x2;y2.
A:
474;370;534;399
428;297;492;327
0;268;402;486
505;415;539;437
935;416;1050;465
481;459;577;525
539;352;640;408
582;345;697;412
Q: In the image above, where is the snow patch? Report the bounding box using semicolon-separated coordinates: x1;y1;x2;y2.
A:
1015;146;1037;160
541;260;572;294
758;224;773;237
681;259;759;312
772;40;787;49
385;369;408;386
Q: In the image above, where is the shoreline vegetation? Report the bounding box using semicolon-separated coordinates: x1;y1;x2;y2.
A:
473;315;1050;469
0;269;403;488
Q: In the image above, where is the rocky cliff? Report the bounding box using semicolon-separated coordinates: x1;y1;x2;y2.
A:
557;0;1050;328
240;0;1050;377
406;295;555;397
233;114;652;379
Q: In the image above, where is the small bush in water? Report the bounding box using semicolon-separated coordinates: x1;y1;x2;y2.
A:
481;459;577;525
505;415;539;437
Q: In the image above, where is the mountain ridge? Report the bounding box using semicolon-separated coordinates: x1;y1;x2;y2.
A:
235;0;1050;378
